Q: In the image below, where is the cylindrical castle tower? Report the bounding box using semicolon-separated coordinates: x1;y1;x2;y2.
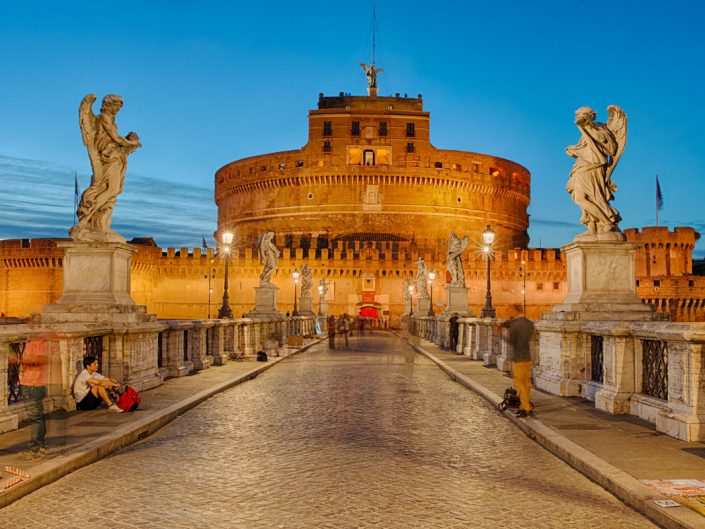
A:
215;92;530;251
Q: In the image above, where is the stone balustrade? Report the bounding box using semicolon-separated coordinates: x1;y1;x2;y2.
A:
0;314;313;435
411;313;705;442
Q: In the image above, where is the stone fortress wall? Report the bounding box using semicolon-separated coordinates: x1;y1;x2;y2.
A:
2;228;704;324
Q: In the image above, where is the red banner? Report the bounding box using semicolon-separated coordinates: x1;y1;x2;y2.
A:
362;291;375;304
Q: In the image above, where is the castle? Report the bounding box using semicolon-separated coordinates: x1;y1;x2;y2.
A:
1;90;703;324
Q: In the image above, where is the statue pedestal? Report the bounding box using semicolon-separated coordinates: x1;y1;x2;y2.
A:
417;296;431;316
246;283;283;320
35;241;155;324
535;238;660;397
299;297;315;316
58;242;135;305
404;299;412;316
319;301;329;317
442;285;469;315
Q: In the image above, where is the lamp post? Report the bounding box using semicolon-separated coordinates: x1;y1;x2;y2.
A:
520;258;526;317
292;270;299;317
408;284;414;316
317;284;324;316
427;270;436;317
217;232;234;319
480;224;496;318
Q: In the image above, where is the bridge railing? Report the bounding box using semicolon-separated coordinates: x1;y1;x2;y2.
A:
409;315;705;442
0;315;286;434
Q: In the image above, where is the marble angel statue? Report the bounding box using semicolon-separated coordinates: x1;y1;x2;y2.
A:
258;232;280;284
71;94;141;242
566;105;627;236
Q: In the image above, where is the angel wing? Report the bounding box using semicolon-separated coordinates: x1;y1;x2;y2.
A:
257;234;265;263
360;63;368;72
605;105;627;182
78;94;101;184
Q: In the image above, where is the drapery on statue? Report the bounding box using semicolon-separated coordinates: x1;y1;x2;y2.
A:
360;63;383;88
300;264;312;299
71;94;141;242
566;105;627;236
446;232;469;287
258;232;280;284
416;258;429;298
402;278;413;301
319;278;329;299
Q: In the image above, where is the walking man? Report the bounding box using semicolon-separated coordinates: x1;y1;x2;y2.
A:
328;315;337;349
507;315;535;417
19;331;51;459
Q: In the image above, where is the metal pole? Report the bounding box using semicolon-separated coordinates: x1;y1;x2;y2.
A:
428;280;434;317
218;252;233;319
481;251;496;318
293;279;299;316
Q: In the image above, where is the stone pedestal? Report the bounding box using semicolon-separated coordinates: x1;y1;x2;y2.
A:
299;296;314;316
319;301;329;317
246;283;283;320
442;285;469;315
58;242;136;305
404;298;412;316
417;296;430;316
535;237;660;397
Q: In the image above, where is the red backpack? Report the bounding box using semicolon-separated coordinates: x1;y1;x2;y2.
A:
117;386;140;412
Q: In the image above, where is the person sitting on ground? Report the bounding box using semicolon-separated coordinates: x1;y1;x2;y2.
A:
507;315;535;418
73;355;123;413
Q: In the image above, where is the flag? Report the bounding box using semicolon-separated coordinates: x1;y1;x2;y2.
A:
656;175;664;210
202;235;208;251
74;173;80;198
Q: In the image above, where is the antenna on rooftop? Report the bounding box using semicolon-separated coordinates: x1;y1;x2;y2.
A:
360;2;383;97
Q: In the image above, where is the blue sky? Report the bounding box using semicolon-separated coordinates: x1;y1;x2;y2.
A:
1;1;704;255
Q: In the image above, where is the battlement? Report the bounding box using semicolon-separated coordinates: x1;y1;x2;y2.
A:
317;92;424;112
625;226;700;247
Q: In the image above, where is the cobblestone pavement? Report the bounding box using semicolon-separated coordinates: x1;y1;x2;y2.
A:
0;332;657;529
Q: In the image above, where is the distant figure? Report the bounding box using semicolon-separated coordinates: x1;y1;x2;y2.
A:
19;332;52;459
507;316;535;417
328;315;337;349
449;315;459;352
73;355;124;413
339;314;350;349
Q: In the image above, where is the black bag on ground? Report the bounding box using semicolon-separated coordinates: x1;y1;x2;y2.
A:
497;387;521;411
256;351;268;362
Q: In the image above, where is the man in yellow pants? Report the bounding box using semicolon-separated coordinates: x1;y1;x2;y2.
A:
508;316;535;417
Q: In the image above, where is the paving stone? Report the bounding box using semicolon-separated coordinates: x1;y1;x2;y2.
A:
0;332;656;528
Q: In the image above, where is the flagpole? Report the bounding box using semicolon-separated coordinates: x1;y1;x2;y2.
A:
74;171;79;226
655;175;658;227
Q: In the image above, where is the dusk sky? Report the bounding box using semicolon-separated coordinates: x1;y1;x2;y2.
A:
1;1;703;256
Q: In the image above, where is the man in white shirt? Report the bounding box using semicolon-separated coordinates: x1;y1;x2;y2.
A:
73;355;123;413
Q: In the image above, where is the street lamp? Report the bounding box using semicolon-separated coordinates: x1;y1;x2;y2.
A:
292;270;299;316
317;284;324;316
428;270;436;317
217;232;234;319
520;258;526;317
408;284;414;316
480;224;496;318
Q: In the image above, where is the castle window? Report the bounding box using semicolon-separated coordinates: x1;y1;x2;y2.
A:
490;167;502;177
453;163;461;171
307;192;314;200
536;283;544;290
689;280;695;287
379;122;388;136
553;282;560;290
406;123;415;137
363;149;375;166
323;141;332;153
434;162;442;168
351;121;360;136
406;142;415;153
323;121;332;136
278;163;285;170
473;162;480;173
260;165;267;172
636;280;640;287
296;160;304;167
654;280;661;287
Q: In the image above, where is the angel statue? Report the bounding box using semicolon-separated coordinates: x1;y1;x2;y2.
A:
446;232;469;287
566;105;627;236
319;278;329;299
402;278;413;301
258;232;280;284
71;94;141;242
416;258;429;298
300;264;313;300
360;63;383;89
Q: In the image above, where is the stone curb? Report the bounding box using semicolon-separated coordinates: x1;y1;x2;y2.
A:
0;338;323;509
403;336;705;529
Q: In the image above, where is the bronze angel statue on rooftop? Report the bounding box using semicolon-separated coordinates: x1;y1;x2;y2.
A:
565;105;627;237
71;94;141;242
